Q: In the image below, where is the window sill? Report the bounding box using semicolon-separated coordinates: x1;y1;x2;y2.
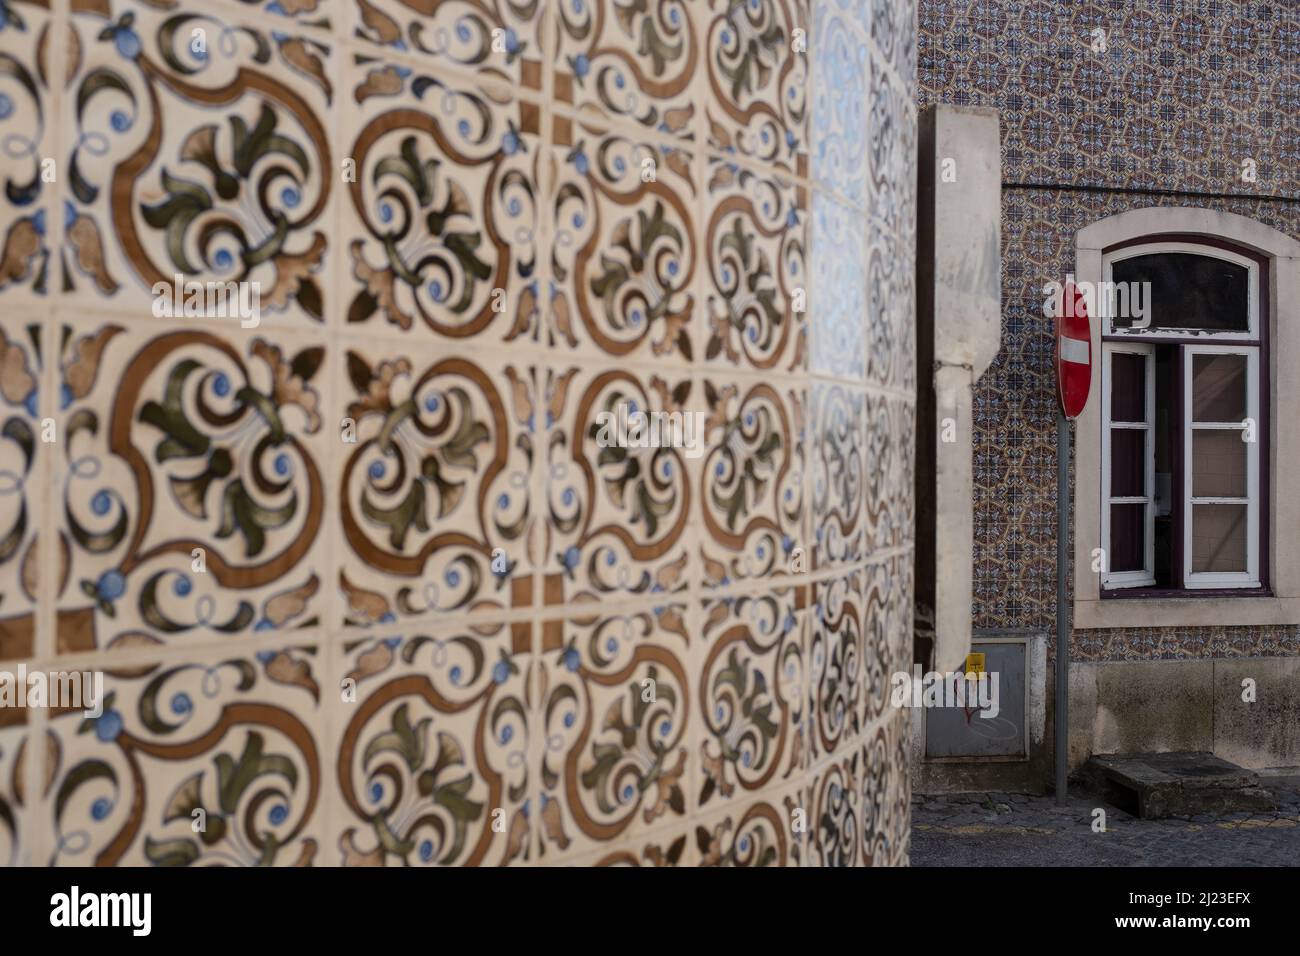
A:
1075;594;1300;630
1101;586;1272;600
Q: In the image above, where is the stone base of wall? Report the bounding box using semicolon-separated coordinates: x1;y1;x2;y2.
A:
913;654;1300;794
1069;658;1300;772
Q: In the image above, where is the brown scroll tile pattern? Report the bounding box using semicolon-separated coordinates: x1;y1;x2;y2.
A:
0;0;915;866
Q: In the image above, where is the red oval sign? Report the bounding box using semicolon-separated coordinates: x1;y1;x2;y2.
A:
1055;281;1092;419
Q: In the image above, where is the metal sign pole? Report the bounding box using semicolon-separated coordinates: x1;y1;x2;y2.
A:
1055;410;1070;806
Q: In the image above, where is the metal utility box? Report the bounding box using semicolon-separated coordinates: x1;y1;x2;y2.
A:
925;638;1028;759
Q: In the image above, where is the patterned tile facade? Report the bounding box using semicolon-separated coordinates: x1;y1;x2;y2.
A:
921;0;1300;193
919;1;1300;660
0;0;915;866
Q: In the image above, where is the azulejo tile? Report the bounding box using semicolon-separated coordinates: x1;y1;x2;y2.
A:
44;642;325;866
549;120;697;361
827;0;870;30
885;708;910;863
918;0;1298;194
0;1;54;299
872;0;915;89
864;218;895;388
698;371;805;589
811;3;868;204
874;226;916;391
857;708;910;866
855;721;893;864
867;54;906;237
810;191;866;380
809;383;865;568
539;361;693;606
896;92;918;245
552;0;699;141
702;0;809;176
0;0;919;868
54;320;331;652
863;391;901;553
694;782;807;866
344;0;544;91
809;570;864;763
807;750;859;866
332;628;535;866
62;1;335;326
227;0;332;30
535;605;691;861
811;707;904;868
586;824;691;866
0;723;33;865
336;343;534;626
697;588;807;811
703;158;808;372
883;554;913;679
340;54;542;343
860;558;894;725
891;397;915;545
0;316;42;662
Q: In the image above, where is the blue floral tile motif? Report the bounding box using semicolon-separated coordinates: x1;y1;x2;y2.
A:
917;0;1300;194
346;0;543;90
0;0;52;298
703;0;809;177
810;192;866;380
0;0;923;869
867;56;906;236
44;647;324;866
871;0;912;83
812;6;869;204
830;0;871;30
867;218;911;390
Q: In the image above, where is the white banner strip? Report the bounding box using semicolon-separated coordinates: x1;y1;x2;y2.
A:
1059;336;1089;364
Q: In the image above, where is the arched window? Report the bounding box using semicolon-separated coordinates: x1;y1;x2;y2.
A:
1100;240;1265;592
1072;208;1300;630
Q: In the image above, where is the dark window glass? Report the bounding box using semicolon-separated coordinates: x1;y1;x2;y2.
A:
1110;429;1146;497
1111;253;1249;332
1110;503;1146;572
1110;352;1146;422
1191;353;1247;421
1191;504;1248;573
1191;431;1247;498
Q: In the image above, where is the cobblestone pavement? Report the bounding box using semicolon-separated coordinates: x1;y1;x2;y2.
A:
911;777;1300;866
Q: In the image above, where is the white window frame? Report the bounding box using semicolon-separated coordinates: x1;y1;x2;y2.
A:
1182;344;1260;589
1073;208;1300;631
1101;343;1155;589
1103;241;1260;342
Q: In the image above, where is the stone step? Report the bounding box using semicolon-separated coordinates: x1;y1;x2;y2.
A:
1080;752;1278;819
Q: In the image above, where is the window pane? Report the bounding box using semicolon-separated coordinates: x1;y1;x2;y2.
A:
1110;353;1146;423
1110;428;1146;497
1109;503;1145;573
1111;253;1249;332
1191;430;1247;498
1190;504;1248;573
1191;353;1247;422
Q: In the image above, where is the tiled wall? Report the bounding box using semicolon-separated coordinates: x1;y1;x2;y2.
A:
919;0;1300;660
0;0;915;866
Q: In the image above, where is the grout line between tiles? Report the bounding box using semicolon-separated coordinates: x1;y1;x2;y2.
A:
27;0;74;870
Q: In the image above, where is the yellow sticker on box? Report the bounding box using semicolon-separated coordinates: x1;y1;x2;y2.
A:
965;652;986;676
